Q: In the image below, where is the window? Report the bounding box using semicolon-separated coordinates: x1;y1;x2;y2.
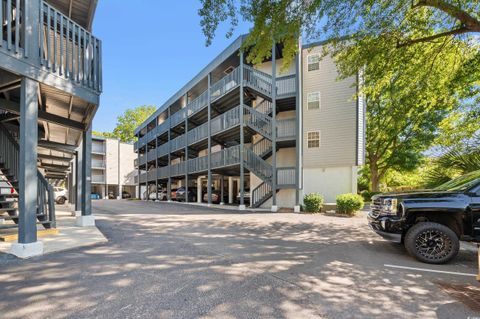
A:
307;131;321;149
307;92;321;110
307;54;320;71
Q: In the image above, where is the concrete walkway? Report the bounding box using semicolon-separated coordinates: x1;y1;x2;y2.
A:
0;205;107;256
0;200;478;318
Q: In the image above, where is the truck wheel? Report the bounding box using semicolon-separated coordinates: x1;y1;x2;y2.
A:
404;222;459;264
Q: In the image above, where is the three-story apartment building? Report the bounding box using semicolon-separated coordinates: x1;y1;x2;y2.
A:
90;136;137;199
134;36;364;211
0;0;102;257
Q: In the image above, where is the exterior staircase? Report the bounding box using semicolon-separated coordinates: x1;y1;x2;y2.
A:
0;124;56;229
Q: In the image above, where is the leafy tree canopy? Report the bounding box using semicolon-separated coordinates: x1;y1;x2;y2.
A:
93;105;156;143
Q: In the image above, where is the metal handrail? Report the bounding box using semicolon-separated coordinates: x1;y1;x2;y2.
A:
0;123;55;228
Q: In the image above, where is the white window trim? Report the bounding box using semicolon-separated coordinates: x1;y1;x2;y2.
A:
307;130;321;149
307;54;320;71
307;92;321;110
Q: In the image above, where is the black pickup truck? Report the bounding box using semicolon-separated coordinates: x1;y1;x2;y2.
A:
368;171;480;264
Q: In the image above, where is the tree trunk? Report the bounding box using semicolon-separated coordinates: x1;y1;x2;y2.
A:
370;160;380;192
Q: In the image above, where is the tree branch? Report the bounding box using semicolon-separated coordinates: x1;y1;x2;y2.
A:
412;0;480;32
397;27;469;47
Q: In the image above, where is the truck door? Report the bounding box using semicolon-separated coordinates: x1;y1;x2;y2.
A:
471;187;480;238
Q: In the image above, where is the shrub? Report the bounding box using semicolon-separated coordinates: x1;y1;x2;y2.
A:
360;190;381;202
303;193;324;213
336;193;364;216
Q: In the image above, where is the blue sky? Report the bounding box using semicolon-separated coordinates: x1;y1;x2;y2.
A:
92;1;251;132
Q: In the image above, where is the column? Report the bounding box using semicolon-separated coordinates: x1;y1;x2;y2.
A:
197;176;202;203
220;176;225;205
185;94;189;203
76;147;82;215
137;133;141;199
271;43;278;212
239;51;245;210
10;78;43;258
228;177;234;204
155;135;159;201
207;73;212;205
76;126;94;226
167;108;172;201
294;48;301;213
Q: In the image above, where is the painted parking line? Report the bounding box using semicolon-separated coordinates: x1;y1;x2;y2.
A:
384;264;477;277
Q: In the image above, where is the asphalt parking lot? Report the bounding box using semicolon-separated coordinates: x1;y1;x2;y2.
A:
0;200;479;318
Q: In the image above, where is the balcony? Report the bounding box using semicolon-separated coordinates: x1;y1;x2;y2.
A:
135;65;297;150
91;159;105;169
0;1;102;96
92;143;105;154
277;167;295;188
92;174;105;184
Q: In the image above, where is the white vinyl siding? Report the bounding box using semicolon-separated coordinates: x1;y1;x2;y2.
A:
307;131;321;149
302;46;358;168
307;92;321;110
307;54;320;71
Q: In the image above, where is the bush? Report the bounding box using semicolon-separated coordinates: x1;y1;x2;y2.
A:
303;193;324;213
336;193;364;216
360;190;381;202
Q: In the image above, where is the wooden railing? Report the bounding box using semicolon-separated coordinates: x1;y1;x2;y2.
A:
277;167;295;187
277;119;296;140
41;2;102;92
211;67;240;101
277;74;296;97
211;106;240;135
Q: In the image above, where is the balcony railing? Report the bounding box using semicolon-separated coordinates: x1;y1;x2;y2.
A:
92;174;105;183
135;64;297;152
92;143;105;154
91;159;105;168
277;75;296;97
41;2;102;93
277;167;295;187
211;67;240;101
277;119;296;140
147;148;157;162
211;106;240;135
187;122;208;145
0;1;101;93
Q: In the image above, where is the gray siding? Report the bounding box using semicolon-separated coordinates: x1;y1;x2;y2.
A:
302;46;358;168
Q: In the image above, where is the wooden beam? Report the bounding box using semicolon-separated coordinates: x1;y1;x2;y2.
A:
0;97;86;131
38;153;73;162
38;140;77;153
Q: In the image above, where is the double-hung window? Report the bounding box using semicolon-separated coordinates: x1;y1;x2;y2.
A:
307;131;321;149
307;92;321;110
307;54;320;71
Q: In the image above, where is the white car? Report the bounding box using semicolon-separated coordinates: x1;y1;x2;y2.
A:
54;187;68;204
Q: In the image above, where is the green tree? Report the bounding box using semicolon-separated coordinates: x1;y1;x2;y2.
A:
92;130;115;139
199;1;480;69
199;0;480;192
112;105;156;143
93;106;156;143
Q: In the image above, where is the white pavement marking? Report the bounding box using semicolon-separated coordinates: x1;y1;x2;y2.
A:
384;264;477;277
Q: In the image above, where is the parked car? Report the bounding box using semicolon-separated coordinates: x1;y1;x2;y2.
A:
108;191;115;199
170;188;178;201
368;170;480;264
176;187;198;202
122;191;131;199
236;188;250;205
91;193;101;200
54;187;68;204
148;190;168;201
203;189;227;204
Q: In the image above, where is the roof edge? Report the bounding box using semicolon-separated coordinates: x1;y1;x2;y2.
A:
134;34;247;135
